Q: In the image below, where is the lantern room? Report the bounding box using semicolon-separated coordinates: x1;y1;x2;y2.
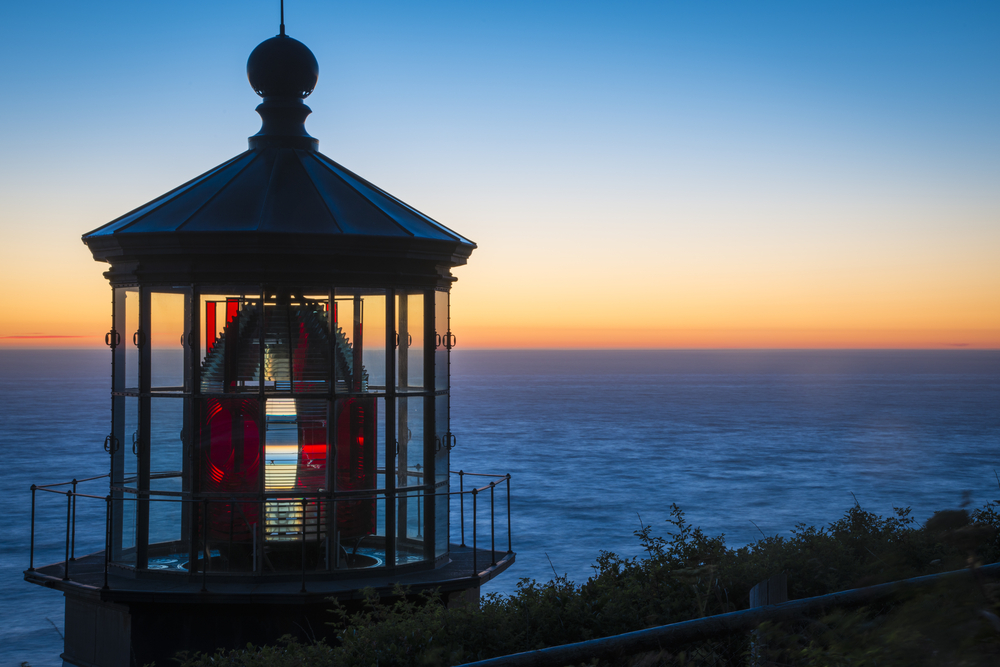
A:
98;284;450;575
25;24;513;667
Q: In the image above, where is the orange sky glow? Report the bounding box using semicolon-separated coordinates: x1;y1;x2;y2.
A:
1;5;998;350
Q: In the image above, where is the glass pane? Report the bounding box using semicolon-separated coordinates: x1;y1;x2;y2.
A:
395;291;424;392
112;287;126;393
262;496;328;573
148;397;184;549
330;297;352;395
435;481;449;558
124;396;139;485
263;397;329;560
395;396;426;561
435;393;449;485
396;489;425;565
112;396;139;565
333;395;379;541
332;292;383;393
434;390;449;556
258;291;332;395
396;396;426;489
200;497;255;574
200;293;261;394
434;289;449;391
291;297;332;394
124;287;139;393
150;291;185;392
116;490;139;567
363;292;387;390
195;397;261;572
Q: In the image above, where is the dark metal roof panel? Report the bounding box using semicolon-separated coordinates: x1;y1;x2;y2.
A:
255;148;336;233
83;148;476;251
298;153;413;237
311;152;473;244
175;152;273;232
85;152;257;236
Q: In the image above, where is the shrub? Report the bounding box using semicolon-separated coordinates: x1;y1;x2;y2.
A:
177;501;1000;667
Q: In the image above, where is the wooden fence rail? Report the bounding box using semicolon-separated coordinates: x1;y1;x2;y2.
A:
460;562;1000;667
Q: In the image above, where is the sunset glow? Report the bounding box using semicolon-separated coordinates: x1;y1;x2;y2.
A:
1;1;997;349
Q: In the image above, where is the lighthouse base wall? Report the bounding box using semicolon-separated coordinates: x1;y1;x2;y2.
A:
62;593;344;667
60;586;482;667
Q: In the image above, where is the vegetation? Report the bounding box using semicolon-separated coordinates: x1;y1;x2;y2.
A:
178;501;1000;666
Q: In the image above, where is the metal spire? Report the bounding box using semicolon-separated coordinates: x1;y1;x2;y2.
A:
280;0;285;35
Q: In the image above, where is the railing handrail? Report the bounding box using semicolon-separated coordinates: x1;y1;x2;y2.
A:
451;470;507;478
27;469;513;586
35;473;110;489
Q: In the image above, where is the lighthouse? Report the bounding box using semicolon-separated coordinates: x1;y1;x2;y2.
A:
25;20;513;667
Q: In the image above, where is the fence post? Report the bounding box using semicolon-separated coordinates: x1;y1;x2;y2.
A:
749;572;787;666
28;485;36;572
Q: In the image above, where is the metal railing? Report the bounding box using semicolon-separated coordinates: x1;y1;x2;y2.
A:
27;469;511;591
455;470;512;575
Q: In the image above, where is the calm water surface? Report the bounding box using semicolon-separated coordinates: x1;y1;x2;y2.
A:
1;349;998;667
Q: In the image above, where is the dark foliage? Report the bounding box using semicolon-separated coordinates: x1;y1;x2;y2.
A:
177;501;1000;667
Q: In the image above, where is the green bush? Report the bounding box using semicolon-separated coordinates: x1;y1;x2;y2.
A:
178;501;1000;667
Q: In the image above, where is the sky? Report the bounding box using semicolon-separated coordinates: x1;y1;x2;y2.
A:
0;0;997;349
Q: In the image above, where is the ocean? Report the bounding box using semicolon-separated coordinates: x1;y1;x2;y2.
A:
2;349;998;667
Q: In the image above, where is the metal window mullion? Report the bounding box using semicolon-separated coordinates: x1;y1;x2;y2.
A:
257;284;266;574
187;285;201;577
179;288;194;545
423;289;436;561
326;286;336;571
396;293;408;543
136;285;152;570
111;287;126;560
384;290;396;569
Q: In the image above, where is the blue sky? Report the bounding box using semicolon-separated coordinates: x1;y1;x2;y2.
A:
1;1;998;347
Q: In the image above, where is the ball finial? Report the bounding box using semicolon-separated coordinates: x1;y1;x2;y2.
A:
247;34;319;98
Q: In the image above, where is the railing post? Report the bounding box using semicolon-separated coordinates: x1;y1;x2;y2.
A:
201;498;209;592
228;501;234;573
472;488;478;576
750;572;788;666
459;470;465;547
63;490;72;581
103;495;111;590
70;479;78;561
300;499;307;593
506;474;512;553
28;485;36;572
490;481;496;566
333;498;339;570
